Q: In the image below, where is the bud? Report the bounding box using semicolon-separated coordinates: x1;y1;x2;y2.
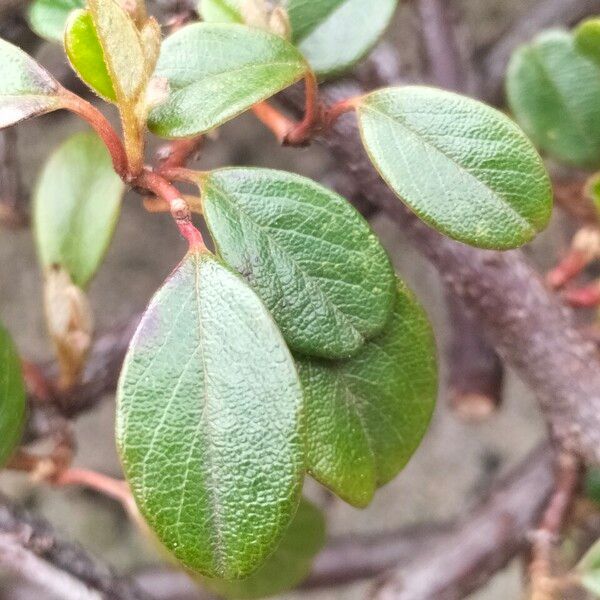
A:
241;0;291;39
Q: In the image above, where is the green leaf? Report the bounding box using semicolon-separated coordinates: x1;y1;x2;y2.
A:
357;86;553;250
297;279;437;508
88;0;147;102
64;10;117;102
27;0;85;42
575;18;600;67
148;23;307;138
33;132;124;288
199;0;398;78
0;39;65;129
579;538;600;596
116;250;305;579
203;499;325;599
585;467;600;505
200;168;395;359
0;324;26;468
507;30;600;169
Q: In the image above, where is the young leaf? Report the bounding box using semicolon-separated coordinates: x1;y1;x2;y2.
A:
0;39;65;129
202;499;326;599
296;279;437;508
28;0;85;42
507;30;600;169
116;250;305;579
0;324;26;468
578;538;600;596
575;18;600;67
199;0;398;78
64;10;117;102
357;86;553;250
147;23;307;138
199;168;396;359
33;132;124;288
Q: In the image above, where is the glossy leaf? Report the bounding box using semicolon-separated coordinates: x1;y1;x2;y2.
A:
148;23;307;138
0;325;26;468
0;39;65;129
203;499;325;599
64;10;116;102
28;0;85;42
199;0;398;78
33;132;124;288
297;279;437;507
357;86;553;249
579;538;600;596
200;168;396;358
575;18;600;67
507;30;600;169
116;250;305;579
88;0;146;102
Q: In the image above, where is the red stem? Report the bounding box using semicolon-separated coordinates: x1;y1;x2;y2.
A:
324;96;361;129
56;468;131;508
564;281;600;308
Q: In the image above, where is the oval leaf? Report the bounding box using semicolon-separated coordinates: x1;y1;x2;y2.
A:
64;10;117;101
116;250;305;579
0;39;64;129
148;23;307;138
357;86;552;249
0;325;26;468
199;0;398;78
507;30;600;169
200;168;396;359
575;18;600;67
28;0;85;42
33;131;124;288
578;537;600;596
297;279;437;508
203;498;325;599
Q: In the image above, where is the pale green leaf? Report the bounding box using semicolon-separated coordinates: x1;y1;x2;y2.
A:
148;23;307;138
116;250;305;579
575;18;600;67
203;499;326;599
27;0;85;42
33;132;124;288
357;86;553;249
297;279;437;507
579;537;600;596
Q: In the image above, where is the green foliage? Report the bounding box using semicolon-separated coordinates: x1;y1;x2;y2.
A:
507;30;600;169
585;467;600;505
0;325;26;468
28;0;85;41
297;279;437;507
199;0;398;78
579;538;600;596
357;86;553;249
64;10;116;101
116;250;305;579
203;499;326;599
575;18;600;67
33;132;124;288
200;168;396;358
0;39;64;129
148;23;307;138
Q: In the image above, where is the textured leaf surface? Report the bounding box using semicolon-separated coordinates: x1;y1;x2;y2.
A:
148;23;307;138
200;168;395;358
200;0;397;78
507;30;600;169
579;538;600;595
34;132;124;288
203;499;325;599
28;0;85;41
0;325;26;468
116;250;305;578
297;279;437;507
0;39;64;128
357;86;552;249
64;10;116;101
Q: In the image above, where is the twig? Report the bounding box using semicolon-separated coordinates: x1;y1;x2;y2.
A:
0;128;27;227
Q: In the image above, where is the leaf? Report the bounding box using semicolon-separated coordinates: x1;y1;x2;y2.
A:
200;168;396;359
202;499;326;599
296;279;437;508
64;10;117;102
507;30;600;169
87;0;147;102
357;86;553;250
116;250;305;579
585;468;600;505
575;18;600;67
578;538;600;596
27;0;85;42
0;39;65;129
0;324;26;468
33;132;124;288
148;23;307;139
199;0;398;78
